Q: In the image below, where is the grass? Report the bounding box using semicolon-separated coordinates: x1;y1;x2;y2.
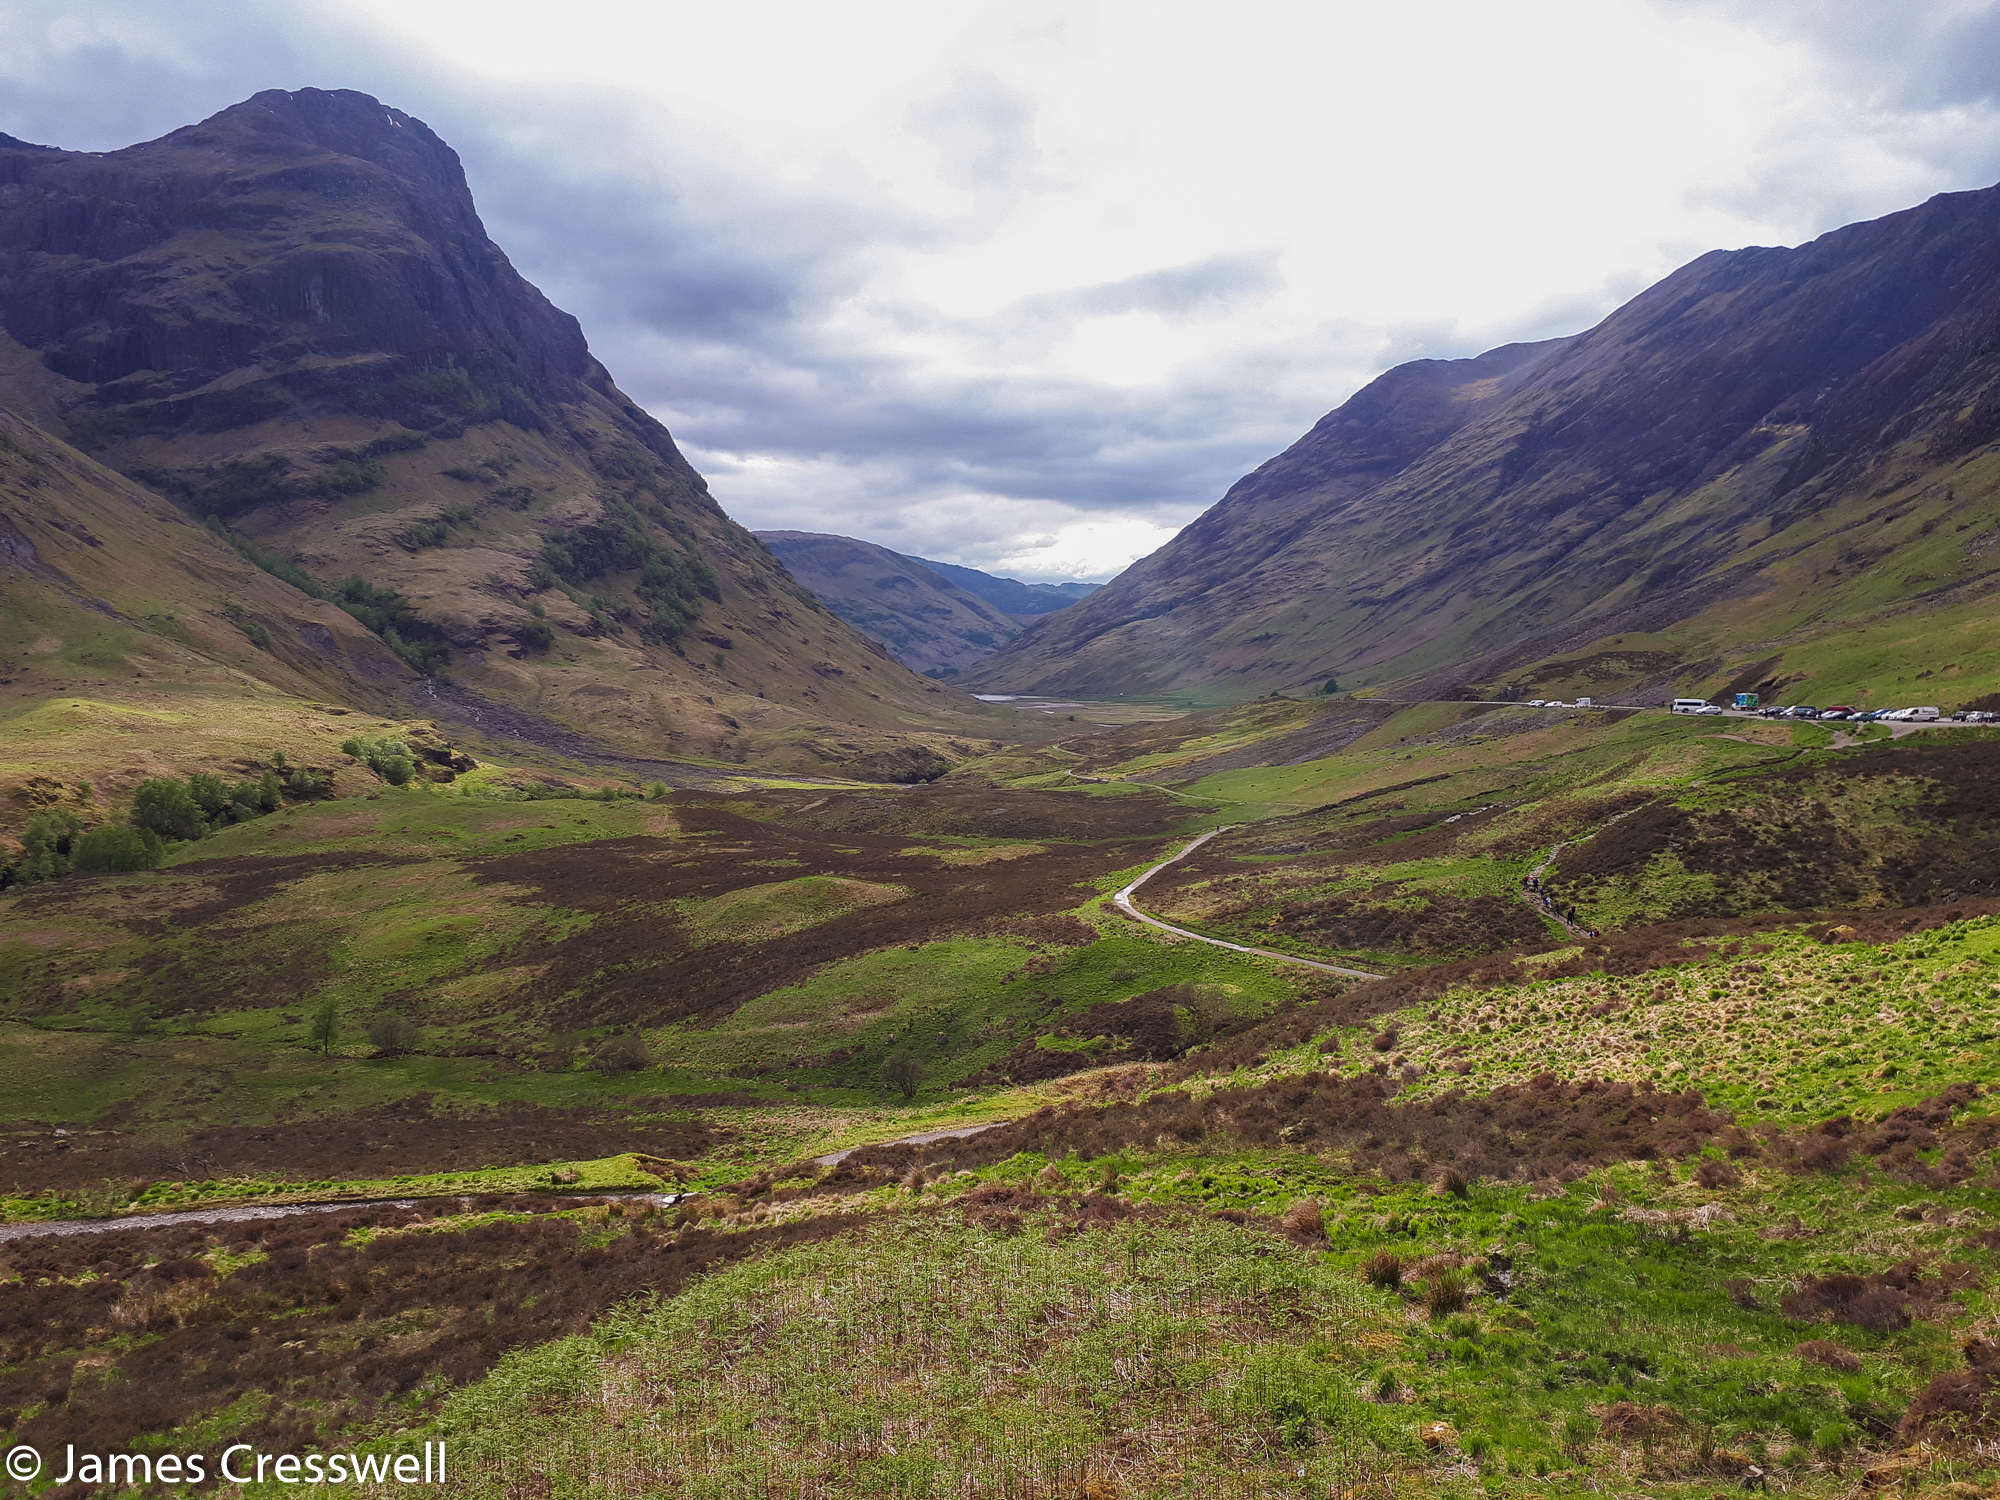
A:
441;1205;1416;1499
428;1147;2000;1498
1355;912;2000;1126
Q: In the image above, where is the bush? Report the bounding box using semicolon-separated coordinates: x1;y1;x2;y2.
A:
1359;1252;1403;1290
517;619;556;653
341;736;416;786
131;778;208;841
882;1053;928;1100
2;810;85;886
594;1035;650;1075
1421;1269;1470;1318
72;825;164;873
185;773;230;820
366;1015;419;1057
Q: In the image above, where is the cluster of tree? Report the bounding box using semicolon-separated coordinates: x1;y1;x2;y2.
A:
532;496;718;644
203;517;452;676
1;755;332;889
0;808;161;886
340;735;420;786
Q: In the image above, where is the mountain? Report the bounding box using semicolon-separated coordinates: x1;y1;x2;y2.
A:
974;182;2000;710
0;89;985;780
900;557;1099;617
754;531;1024;676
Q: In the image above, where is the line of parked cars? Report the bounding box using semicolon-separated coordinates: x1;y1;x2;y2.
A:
1668;697;1997;723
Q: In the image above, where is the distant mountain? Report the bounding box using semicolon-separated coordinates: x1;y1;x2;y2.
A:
0;88;982;781
900;558;1099;617
754;532;1023;676
973;181;2000;709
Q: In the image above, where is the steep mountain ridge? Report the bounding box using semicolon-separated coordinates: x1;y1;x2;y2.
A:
755;531;1024;676
903;557;1098;617
0;89;987;776
976;183;2000;707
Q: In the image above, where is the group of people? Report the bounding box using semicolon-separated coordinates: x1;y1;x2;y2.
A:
1522;873;1599;938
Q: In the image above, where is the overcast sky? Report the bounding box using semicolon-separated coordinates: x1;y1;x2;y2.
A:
9;2;2000;580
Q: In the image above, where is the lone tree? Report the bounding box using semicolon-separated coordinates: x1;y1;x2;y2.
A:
307;998;340;1056
882;1052;927;1100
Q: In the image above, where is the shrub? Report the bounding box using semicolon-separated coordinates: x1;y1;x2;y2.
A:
72;825;164;873
286;767;331;799
185;773;230;820
15;809;84;882
366;1015;419;1057
1421;1269;1470;1318
1280;1198;1325;1239
131;779;207;841
882;1053;928;1100
594;1035;650;1075
1359;1252;1403;1290
1427;1166;1468;1198
341;736;416;786
517;619;556;653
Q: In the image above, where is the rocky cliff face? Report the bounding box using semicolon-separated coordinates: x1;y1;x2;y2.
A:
755;532;1024;677
975;182;2000;703
0;90;981;775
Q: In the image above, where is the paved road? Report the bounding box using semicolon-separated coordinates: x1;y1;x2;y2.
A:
1112;828;1384;979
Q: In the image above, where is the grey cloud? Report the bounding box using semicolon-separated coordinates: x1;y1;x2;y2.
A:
0;0;1595;577
906;70;1047;194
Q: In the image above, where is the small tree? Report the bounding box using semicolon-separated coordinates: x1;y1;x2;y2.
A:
185;773;230;820
307;998;340;1056
16;810;84;882
73;825;164;873
1322;678;1340;694
131;779;207;841
366;1013;418;1057
882;1053;927;1100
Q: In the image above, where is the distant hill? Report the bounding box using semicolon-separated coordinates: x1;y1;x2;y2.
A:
0;88;986;783
754;532;1023;676
973;181;2000;712
900;557;1099;617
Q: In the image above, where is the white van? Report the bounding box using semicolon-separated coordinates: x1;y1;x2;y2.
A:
1908;706;1941;721
1670;699;1709;714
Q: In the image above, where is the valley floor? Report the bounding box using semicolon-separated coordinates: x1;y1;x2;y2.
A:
8;702;2000;1495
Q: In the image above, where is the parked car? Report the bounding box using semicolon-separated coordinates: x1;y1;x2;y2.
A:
1822;705;1855;715
1908;706;1941;721
1694;704;1723;715
1785;706;1820;718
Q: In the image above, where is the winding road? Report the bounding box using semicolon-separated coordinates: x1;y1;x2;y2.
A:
1112;828;1384;979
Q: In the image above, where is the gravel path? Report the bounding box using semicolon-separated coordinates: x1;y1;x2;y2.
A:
1112;828;1384;979
0;1192;684;1244
813;1123;1002;1166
